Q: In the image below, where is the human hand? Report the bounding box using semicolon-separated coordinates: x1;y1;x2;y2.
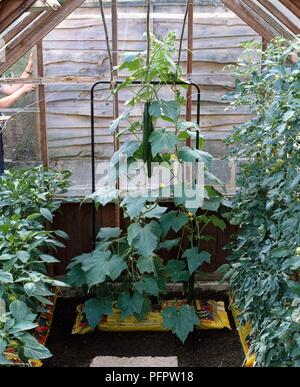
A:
22;84;36;94
25;53;34;74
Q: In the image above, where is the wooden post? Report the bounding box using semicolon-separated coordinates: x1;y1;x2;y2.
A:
112;0;121;228
36;41;49;167
186;0;193;147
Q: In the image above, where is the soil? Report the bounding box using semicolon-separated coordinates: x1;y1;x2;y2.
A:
44;295;244;368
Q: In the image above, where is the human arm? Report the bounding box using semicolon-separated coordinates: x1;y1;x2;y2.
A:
0;53;34;96
0;84;36;109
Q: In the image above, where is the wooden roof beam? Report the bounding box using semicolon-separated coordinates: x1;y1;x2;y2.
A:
243;0;295;40
257;0;300;35
1;11;44;45
221;0;280;42
279;0;300;19
0;0;86;75
0;0;37;34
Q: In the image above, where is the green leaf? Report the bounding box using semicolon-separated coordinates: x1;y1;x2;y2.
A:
183;248;211;274
136;256;156;274
16;250;31;263
82;251;127;288
0;339;7;356
54;230;69;240
11;321;37;333
162;305;199;343
26;213;42;222
97;227;122;240
149;100;179;123
86;187;119;207
166;260;190;282
121;195;148;219
111;141;140;167
271;248;289;258
127;222;159;256
202;196;222;212
160;211;189;236
109;111;130;133
0;270;13;284
65;264;87;287
117;291;145;320
209;215;226;231
176;121;199;131
39;254;59;263
83;297;113;329
134;276;159;296
179;147;213;168
149;129;177;157
40;208;53;222
22;335;52;360
142;204;167;219
9;300;28;321
158;238;180;251
286;279;300;296
118;52;142;71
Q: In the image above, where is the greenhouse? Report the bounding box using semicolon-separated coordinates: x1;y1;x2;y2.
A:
0;0;299;369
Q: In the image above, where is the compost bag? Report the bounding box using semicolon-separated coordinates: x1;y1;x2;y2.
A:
73;299;231;334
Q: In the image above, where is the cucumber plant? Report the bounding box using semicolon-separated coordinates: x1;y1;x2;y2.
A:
67;33;228;343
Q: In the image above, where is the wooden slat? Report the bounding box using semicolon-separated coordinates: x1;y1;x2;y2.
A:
279;0;300;19
0;0;37;34
243;0;295;40
0;0;86;75
220;0;278;41
257;0;300;35
2;10;43;45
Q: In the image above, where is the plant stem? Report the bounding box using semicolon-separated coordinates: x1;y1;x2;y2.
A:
98;0;114;83
178;0;189;67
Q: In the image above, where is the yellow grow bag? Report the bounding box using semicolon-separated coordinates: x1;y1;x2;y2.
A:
230;301;256;368
73;299;232;334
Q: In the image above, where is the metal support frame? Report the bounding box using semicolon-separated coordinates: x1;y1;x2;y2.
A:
90;80;201;249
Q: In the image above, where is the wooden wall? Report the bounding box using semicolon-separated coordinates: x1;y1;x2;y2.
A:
51;202;238;277
42;0;260;196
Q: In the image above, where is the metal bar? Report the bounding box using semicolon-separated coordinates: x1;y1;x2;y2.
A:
186;0;193;148
111;0;121;229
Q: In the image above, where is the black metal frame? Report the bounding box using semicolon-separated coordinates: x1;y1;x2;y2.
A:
90;80;201;248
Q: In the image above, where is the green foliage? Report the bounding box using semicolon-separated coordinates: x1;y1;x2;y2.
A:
223;37;300;367
162;305;199;343
67;33;227;343
0;167;70;365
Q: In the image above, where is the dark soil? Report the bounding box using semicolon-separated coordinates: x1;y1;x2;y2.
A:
44;296;244;368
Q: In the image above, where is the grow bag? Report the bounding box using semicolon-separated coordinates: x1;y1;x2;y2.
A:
4;296;57;367
230;301;255;368
73;300;231;334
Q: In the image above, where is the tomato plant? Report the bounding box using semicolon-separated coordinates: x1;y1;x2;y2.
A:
223;37;300;367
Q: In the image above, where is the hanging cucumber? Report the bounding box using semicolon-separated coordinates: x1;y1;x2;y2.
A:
142;101;154;178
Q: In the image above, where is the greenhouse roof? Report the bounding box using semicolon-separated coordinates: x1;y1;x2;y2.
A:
0;0;299;75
